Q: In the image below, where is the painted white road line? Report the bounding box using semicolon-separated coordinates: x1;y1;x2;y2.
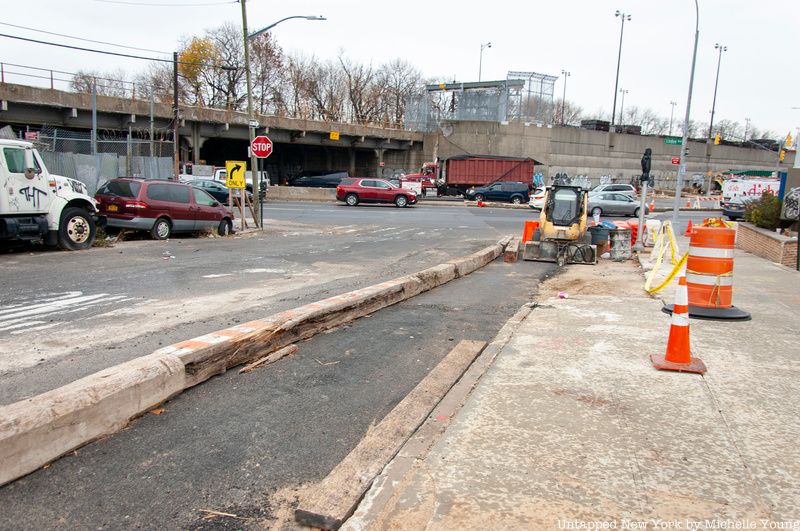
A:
0;293;131;334
202;274;233;279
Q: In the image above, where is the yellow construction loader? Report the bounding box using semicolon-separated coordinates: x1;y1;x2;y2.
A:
522;184;596;266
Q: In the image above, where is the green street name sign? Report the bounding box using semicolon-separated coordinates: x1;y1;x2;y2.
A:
664;137;682;145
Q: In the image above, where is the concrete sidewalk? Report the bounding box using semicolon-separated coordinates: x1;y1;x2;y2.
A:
345;250;800;529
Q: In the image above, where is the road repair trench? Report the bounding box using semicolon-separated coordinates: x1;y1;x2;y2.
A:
0;253;553;530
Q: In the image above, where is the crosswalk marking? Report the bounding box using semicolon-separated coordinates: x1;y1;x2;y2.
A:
0;292;133;335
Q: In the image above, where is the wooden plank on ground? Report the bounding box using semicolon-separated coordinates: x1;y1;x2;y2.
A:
295;340;486;530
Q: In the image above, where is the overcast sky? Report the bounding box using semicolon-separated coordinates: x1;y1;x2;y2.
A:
4;0;799;137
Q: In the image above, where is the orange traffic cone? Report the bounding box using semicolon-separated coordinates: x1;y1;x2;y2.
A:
683;219;694;237
648;199;655;211
650;275;707;374
477;200;485;207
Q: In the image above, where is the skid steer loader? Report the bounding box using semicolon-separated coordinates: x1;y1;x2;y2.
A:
522;184;597;266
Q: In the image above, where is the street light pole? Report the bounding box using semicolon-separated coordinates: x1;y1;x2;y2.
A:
672;0;700;229
611;10;631;130
619;88;628;125
560;69;570;125
239;0;260;226
478;42;492;82
708;43;727;139
240;8;326;229
669;100;677;135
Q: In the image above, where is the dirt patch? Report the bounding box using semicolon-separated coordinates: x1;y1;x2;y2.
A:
537;258;646;299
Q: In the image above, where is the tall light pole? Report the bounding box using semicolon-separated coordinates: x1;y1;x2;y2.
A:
240;5;326;226
478;42;492;81
707;43;727;139
560;69;570;125
619;88;629;125
744;117;751;141
611;10;631;130
672;0;700;229
669;100;677;135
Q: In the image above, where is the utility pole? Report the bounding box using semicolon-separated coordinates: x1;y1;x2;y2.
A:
669;100;677;136
240;0;260;226
173;51;179;181
149;93;155;178
560;70;570;126
708;43;727;139
611;10;631;130
671;0;700;229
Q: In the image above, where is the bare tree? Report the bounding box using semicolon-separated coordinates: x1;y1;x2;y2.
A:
377;59;422;126
71;69;131;97
339;53;383;124
552;99;584;126
250;32;285;115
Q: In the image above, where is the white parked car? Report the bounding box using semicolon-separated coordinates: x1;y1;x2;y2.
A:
527;187;546;209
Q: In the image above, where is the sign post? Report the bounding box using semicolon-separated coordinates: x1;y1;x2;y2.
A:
226;160;247;228
249;135;272;230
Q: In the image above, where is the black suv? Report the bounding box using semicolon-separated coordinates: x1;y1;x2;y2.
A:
465;181;530;204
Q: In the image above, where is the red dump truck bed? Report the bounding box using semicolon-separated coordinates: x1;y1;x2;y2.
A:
444;156;536;188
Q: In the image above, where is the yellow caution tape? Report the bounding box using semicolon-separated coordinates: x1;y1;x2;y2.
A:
646;252;688;294
644;220;687;294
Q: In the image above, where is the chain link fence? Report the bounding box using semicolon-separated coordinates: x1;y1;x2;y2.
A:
29;127;174;194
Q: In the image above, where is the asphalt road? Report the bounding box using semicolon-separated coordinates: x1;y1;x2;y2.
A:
0;201;538;403
0;201;555;529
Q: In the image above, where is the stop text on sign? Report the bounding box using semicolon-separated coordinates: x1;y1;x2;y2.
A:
251;135;273;159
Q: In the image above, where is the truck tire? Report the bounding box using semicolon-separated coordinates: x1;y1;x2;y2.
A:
151;217;172;240
58;207;96;251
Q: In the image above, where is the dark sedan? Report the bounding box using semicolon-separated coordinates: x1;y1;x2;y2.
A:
721;197;751;220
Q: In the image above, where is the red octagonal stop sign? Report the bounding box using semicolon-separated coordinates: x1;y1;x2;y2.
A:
251;135;273;159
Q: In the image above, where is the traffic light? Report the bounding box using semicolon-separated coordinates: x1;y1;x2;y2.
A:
779;149;786;162
714;133;721;145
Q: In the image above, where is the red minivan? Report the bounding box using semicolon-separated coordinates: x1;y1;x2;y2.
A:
95;178;234;239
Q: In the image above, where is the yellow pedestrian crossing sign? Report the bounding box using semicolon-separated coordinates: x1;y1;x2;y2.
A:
225;160;246;189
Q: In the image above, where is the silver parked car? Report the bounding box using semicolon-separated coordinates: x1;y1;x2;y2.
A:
590;183;638;199
588;192;648;217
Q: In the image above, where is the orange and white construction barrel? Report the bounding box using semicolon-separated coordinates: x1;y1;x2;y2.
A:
665;226;750;320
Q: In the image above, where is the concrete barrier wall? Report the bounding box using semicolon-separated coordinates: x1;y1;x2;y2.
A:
423;121;794;186
267;185;336;202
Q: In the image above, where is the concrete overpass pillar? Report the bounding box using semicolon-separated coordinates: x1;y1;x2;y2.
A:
374;148;385;178
348;148;356;176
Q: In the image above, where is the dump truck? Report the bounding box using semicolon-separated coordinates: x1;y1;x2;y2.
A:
434;155;537;196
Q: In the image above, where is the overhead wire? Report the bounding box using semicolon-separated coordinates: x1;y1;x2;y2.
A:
92;0;237;6
0;33;239;69
0;21;168;54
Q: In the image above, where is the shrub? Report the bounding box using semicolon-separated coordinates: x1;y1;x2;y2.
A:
744;191;782;230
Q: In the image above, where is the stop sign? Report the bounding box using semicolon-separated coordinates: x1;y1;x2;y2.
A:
251;135;273;159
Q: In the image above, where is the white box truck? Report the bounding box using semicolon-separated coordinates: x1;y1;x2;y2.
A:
0;139;97;250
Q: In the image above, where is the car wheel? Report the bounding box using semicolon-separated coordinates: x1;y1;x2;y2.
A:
151;217;172;240
474;194;485;202
345;193;359;206
511;196;523;205
395;195;408;208
57;207;96;251
218;218;232;236
633;207;640;218
592;207;603;217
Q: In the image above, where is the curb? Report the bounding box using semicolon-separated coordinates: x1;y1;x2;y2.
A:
0;237;510;487
341;302;538;530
